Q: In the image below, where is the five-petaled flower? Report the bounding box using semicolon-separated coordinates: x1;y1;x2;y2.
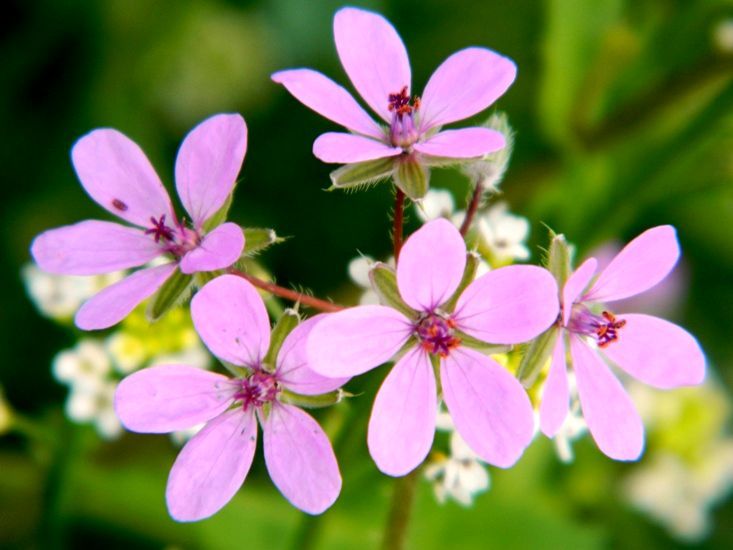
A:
539;226;706;460
307;218;558;476
114;275;345;521
31;113;248;330
272;7;516;200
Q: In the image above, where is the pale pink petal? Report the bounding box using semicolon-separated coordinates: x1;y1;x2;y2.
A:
191;274;270;367
396;218;466;311
367;348;436;476
175;113;247;227
313;132;401;163
539;335;569;437
71;129;174;228
441;348;534;467
31;220;160;275
413;128;505;159
272;69;384;139
306;305;412;377
114;365;238;433
333;7;411;122
419;47;517;131
570;336;644;460
179;222;244;274
75;263;176;330
562;258;597;326
263;403;341;514
454;265;559;344
584;226;680;304
601;314;705;389
276;315;350;395
166;408;257;522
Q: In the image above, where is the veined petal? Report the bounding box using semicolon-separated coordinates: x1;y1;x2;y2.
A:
334;7;411;122
31;220;160;275
562;258;597;326
175;113;247;227
277;315;350;395
414;128;505;159
166;408;257;522
601;314;705;389
313;132;401;163
75;263;176;330
454;265;558;344
441;348;534;468
71;128;174;228
396;218;466;311
272;69;383;139
179;222;244;274
263;403;341;514
191;275;270;368
419;47;516;131
570;336;644;461
306;305;412;377
539;335;569;437
114;365;238;433
584;226;680;304
367;348;436;476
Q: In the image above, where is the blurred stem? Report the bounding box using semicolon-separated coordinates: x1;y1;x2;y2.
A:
459;178;484;236
228;269;344;312
11;412;57;444
381;469;419;550
393;189;405;263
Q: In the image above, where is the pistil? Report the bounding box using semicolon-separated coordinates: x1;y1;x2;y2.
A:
416;313;461;357
234;371;279;411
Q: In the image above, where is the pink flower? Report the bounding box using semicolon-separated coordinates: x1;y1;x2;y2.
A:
31;114;248;330
539;226;706;460
307;219;558;476
272;7;515;198
114;275;344;521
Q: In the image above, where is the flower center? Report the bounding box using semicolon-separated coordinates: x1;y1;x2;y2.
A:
416;313;461;357
234;371;279;411
144;214;201;258
388;86;421;149
567;305;626;347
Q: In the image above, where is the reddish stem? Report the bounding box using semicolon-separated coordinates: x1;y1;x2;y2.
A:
459;179;484;237
229;269;344;312
393;188;405;262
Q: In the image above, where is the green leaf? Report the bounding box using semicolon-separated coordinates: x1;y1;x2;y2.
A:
279;388;349;409
329;157;395;190
145;269;194;322
394;155;429;200
443;252;481;312
263;309;300;369
243;227;283;256
546;231;572;290
368;262;417;319
202;188;235;233
516;327;560;388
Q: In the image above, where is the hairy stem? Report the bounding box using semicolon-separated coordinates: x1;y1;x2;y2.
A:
393;188;405;263
381;469;420;550
459;178;484;237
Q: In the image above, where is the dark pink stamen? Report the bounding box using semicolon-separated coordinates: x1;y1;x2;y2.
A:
568;306;626;347
145;214;176;243
234;371;279;411
416;313;461;358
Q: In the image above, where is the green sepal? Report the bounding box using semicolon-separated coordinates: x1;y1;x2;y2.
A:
329;157;395;190
394;155;429;200
243;227;284;256
442;251;481;312
202;188;235;233
456;331;512;355
368;262;417;319
263;309;300;370
430;353;442;395
517;326;560;388
145;268;194;322
279;388;349;409
193;270;221;288
546;231;571;290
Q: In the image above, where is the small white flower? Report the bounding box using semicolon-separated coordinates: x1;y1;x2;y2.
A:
415;189;455;222
154;345;211;371
459;112;514;192
52;340;112;385
476;202;530;263
425;431;490;506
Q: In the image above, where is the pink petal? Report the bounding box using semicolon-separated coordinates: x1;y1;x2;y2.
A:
367;348;436;476
306;305;412;377
562;258;597;326
584;226;680;304
271;69;384;139
570;336;644;461
333;7;411;122
75;263;176;330
179;222;244;274
396;218;466;311
71;128;174;228
276;315;350;395
191;274;270;368
263;403;341;514
114;365;238;433
419;47;517;131
313;132;401;163
539;335;569;437
601;313;705;389
454;265;559;344
441;348;534;468
31;220;161;275
175;113;247;227
413;128;505;159
166;409;257;522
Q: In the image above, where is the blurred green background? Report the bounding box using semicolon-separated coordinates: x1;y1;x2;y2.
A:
2;0;733;548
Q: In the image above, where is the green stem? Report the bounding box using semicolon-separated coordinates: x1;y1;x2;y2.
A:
381;469;420;550
459;178;484;237
393;188;405;263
